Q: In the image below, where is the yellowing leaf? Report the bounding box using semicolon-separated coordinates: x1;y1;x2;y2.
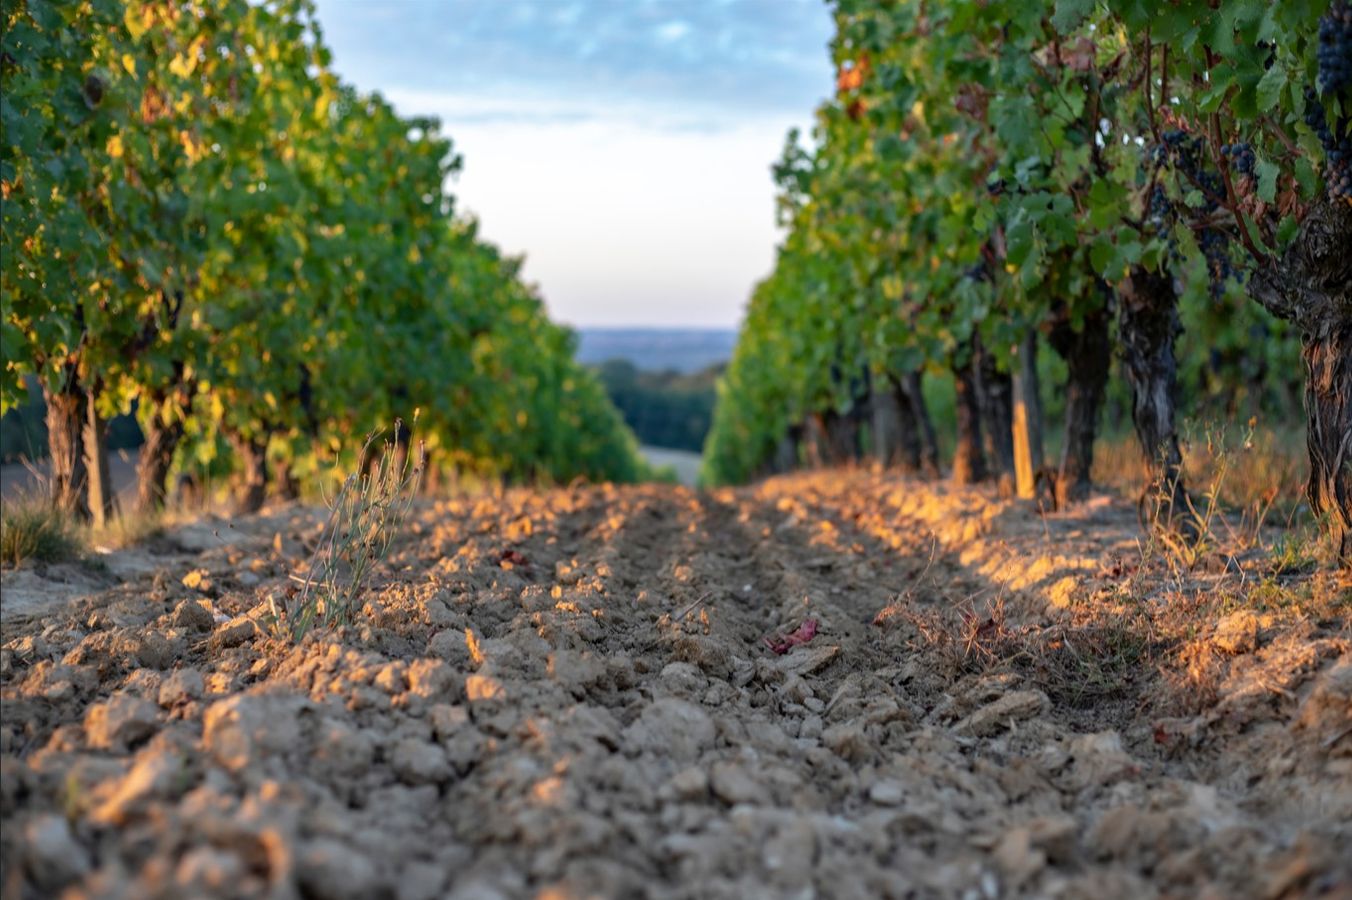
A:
107;134;124;158
123;6;147;40
169;53;195;78
121;53;136;77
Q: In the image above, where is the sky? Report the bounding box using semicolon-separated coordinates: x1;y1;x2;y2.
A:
310;0;835;328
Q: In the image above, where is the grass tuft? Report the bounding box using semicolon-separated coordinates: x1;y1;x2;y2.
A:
1;495;83;567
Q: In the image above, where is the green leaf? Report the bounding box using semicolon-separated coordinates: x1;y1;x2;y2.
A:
1255;64;1286;113
1256;159;1279;203
1051;0;1095;33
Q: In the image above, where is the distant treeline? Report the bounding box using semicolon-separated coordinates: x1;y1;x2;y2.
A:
594;361;721;453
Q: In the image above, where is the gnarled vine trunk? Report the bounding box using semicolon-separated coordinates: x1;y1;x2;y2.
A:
801;415;827;469
274;457;302;501
951;352;987;486
42;378;91;520
871;378;921;471
1049;298;1112;507
136;413;184;514
898;371;941;477
231;433;269;515
771;431;798;475
823;408;859;465
1248;197;1352;565
1119;266;1192;534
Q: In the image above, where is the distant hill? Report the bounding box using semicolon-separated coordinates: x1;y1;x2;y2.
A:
575;328;737;374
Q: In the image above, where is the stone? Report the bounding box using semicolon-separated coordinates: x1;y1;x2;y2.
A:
626;698;716;763
85;692;159;751
297;839;381;900
427;628;471;667
993;826;1046;890
24;815;90;890
90;747;186;826
710;762;762;805
314;718;375;778
158;668;205;707
429;704;471;739
868;779;905;806
202;693;307;772
374;662;407;694
407;658;457;699
391;738;452;785
172;599;216;633
1067;731;1139;789
954;690;1048;737
762;815;817;887
773;644;840;678
548;650;605;694
657;661;708;698
175;846;245;893
210;618;257;650
821;722;871;761
465;674;505;703
661;766;710;802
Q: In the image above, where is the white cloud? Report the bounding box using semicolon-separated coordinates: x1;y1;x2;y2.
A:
385;89;807;327
655;20;692;43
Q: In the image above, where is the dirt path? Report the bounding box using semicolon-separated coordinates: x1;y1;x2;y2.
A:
1;472;1349;899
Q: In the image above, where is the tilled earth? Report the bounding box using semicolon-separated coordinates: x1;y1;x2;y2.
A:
1;470;1350;899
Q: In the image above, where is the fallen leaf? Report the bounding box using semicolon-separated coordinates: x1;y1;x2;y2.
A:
764;618;819;655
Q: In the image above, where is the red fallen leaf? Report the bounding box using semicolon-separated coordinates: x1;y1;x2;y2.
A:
498;549;528;568
764;618;819;655
1153;724;1170;745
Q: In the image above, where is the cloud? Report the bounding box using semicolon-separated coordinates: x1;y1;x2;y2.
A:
314;0;832;118
380;89;802;327
655;20;692;43
310;0;834;328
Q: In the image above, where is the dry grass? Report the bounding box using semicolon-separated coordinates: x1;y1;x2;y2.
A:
890;595;1158;709
88;508;167;552
1092;421;1306;518
1090;420;1343;574
0;494;83;567
268;424;426;641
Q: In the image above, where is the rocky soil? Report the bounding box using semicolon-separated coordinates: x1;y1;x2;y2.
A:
1;470;1349;899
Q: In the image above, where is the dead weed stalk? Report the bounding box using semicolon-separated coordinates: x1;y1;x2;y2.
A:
269;422;425;641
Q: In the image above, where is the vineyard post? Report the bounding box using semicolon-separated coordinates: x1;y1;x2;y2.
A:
976;341;1018;498
1010;333;1044;499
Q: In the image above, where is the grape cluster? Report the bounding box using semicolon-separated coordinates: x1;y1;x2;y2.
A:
1304;88;1352;202
1145;184;1173;229
1198;228;1236;299
1317;2;1352;96
1221;142;1256;178
1151;129;1238;297
1157;130;1225;207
